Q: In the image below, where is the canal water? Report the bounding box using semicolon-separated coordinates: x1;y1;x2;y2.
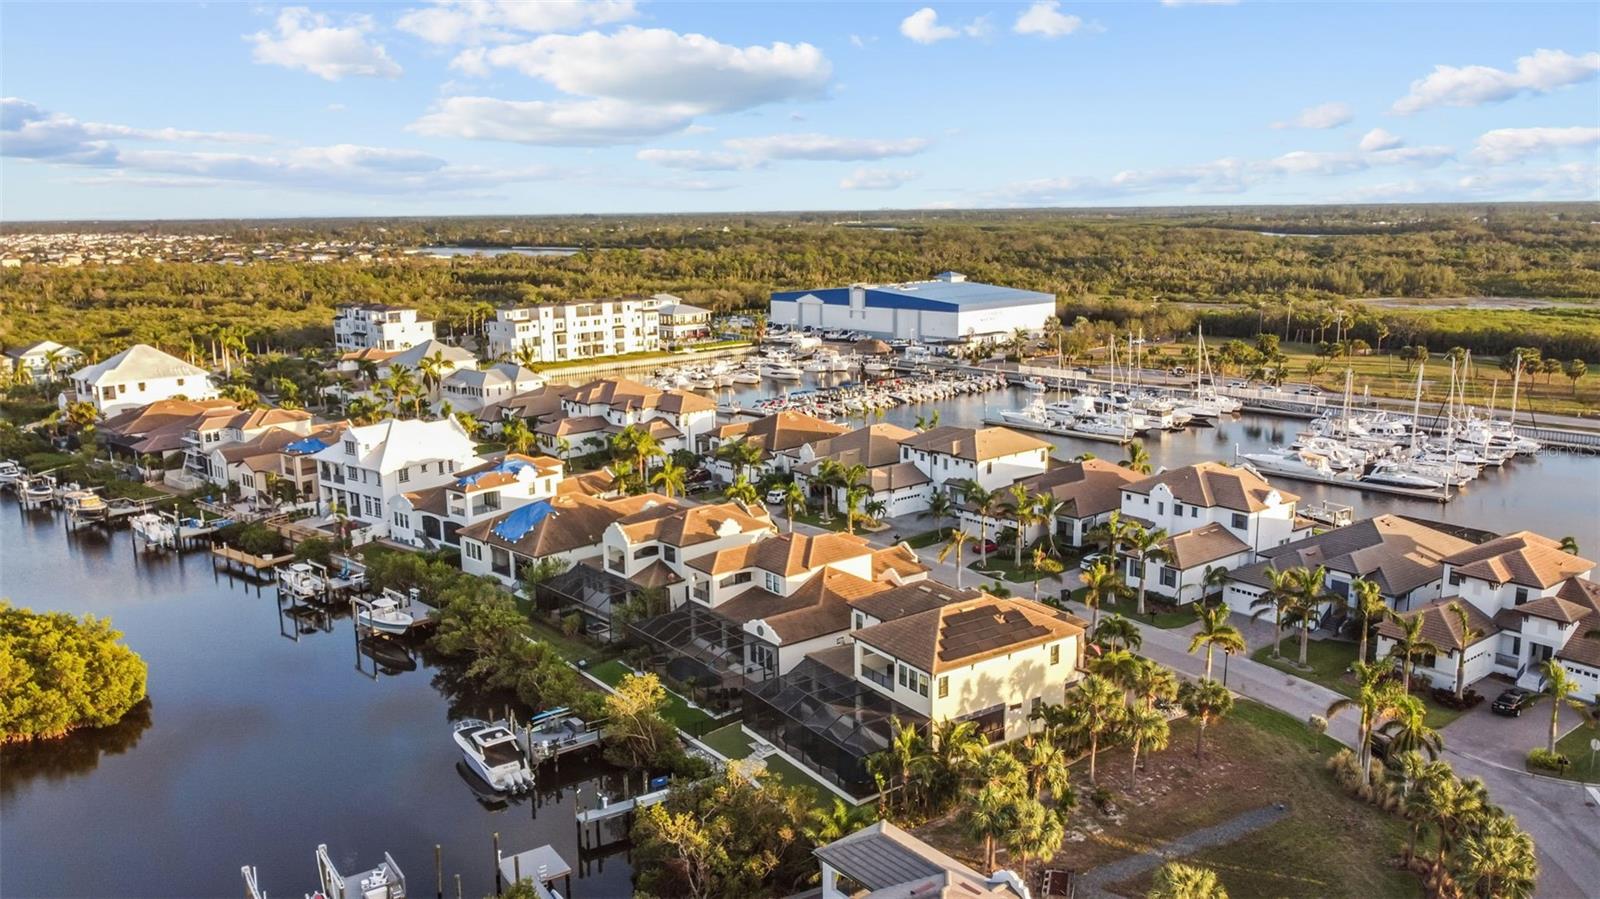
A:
3;379;1595;898
0;504;637;899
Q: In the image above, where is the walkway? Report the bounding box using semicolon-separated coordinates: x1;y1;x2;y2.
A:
1072;804;1291;899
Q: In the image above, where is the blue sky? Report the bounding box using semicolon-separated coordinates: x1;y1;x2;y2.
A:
2;1;1597;219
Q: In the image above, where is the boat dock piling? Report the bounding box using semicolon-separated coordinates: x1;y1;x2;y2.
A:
211;542;295;577
575;785;671;851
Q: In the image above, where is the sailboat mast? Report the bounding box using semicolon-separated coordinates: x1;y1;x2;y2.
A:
1411;362;1424;453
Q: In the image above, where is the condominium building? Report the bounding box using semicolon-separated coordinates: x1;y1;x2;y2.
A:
483;296;664;362
333;304;435;352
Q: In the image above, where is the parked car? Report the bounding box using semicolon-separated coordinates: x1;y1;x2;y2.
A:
1079;552;1109;572
1294;386;1324;396
976;539;1000;555
764;487;787;505
686;468;713;485
1490;687;1536;717
1227;379;1249;389
1169;366;1187;377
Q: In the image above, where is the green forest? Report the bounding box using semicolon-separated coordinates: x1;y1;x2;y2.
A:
4;204;1599;361
1;603;149;742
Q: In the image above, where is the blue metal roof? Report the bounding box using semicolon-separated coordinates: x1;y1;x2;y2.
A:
771;279;1053;312
284;435;330;455
456;457;532;488
490;500;553;542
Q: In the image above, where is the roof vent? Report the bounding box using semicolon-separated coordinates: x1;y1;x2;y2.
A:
934;271;966;282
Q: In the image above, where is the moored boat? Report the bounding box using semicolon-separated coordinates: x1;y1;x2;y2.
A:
453;718;533;793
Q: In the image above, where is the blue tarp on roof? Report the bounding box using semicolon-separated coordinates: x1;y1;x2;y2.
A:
457;458;533;488
491;500;553;542
284;436;330;454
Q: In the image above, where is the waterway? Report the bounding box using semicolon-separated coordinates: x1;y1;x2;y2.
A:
2;379;1596;897
414;246;582;258
0;504;636;898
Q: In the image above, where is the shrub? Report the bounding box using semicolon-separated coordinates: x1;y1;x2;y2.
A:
561;612;583;637
1307;714;1328;734
1527;748;1570;773
1;603;148;741
293;537;333;566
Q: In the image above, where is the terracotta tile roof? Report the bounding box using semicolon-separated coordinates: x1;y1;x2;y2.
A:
569;376;660;407
616;500;774;547
224;408;313;430
849;580;981;623
458;492;668;557
898;425;1051;462
654;390;716;415
1556;608;1600;669
399;486;451;517
688;531;872;577
713;568;885;642
537;415;609;437
1445;532;1595;588
480;384;573;423
1556;577;1600;614
557;469;616;497
214;426;303;463
340;347;400;363
449;453;562;492
853;595;1085;674
1125;461;1298;511
1004;458;1141;519
714;410;851;457
640;418;684;441
1515;595;1592;624
868;461;931;492
1162;522;1251;570
1377;598;1500;652
871;545;929;582
801;422;916;468
1243;514;1474;597
633;560;682;589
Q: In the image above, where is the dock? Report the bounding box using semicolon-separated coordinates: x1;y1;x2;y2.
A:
497;844;572;899
575;786;671;850
1234;460;1453;503
523;708;602;765
982;414;1132;444
211;543;296;576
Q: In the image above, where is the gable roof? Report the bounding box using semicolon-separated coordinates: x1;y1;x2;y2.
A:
311;417;477;473
898;425;1051;462
616;500;773;547
1125;460;1297;511
800;422;914;467
1003;458;1141;518
1377;598;1500;652
853;595;1084;674
849;579;978;623
1445;532;1595;588
71;344;209;386
1163;522;1251;569
715;410;851;456
714;567;885;642
386;339;475;370
688;531;873;577
1240;514;1474;596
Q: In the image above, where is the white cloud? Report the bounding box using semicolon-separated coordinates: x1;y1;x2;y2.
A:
840;168;918;190
1392;49;1600;114
849;34;869;49
1;98;269;165
1456;162;1598;199
1358;127;1403;152
634;148;751;171
247;7;401;81
396;0;637;45
1014;1;1083;38
900;8;957;44
1264;145;1451;176
462;27;831;114
723;133;930;161
1272;101;1353;130
1472;126;1600;163
410;96;697;145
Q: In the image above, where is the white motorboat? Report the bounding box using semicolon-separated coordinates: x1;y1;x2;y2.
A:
453;719;533;793
0;460;21;486
1239;447;1352;482
1023;377;1047;392
861;361;891;377
21;474;56;504
761;362;803;380
1000;397;1052;427
130;511;178;548
358;594;415;636
730;369;761;385
1362;460;1445;491
278;562;327;599
62;489;108;519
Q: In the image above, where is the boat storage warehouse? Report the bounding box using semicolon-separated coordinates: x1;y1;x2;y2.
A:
769;272;1056;341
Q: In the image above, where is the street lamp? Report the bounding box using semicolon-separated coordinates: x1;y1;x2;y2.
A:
1223;647;1232;687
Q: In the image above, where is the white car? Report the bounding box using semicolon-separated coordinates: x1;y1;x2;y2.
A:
1079;552;1110;572
765;487;787;505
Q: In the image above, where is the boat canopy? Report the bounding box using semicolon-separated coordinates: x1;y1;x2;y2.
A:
490;499;553;542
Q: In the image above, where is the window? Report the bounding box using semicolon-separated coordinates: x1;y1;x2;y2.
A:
345;464;358;480
398;468;409;483
1191;506;1199;518
1173;502;1183;516
765;572;782;593
1160;567;1177;588
345;440;356;455
393;512;406;528
1231;512;1248;529
1514;587;1529;605
137;382;146;391
937;676;949;698
663;546;677;563
464;542;482;561
1448;572;1463;587
1157;502;1164;515
853;611;866;630
898;664;908;688
1050;644;1060;666
1031;697;1043;717
1142;496;1149;505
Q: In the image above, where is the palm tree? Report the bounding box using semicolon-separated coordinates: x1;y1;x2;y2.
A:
1442;601;1484;701
1125;525;1171;616
1068;673;1125;784
1080;558;1130;632
866;716;924;815
1148;862;1229;899
1178;679;1233;758
513;344;541;371
1385;609;1442;693
1005;483;1036;568
1199;564;1230;603
804;798;874;844
1280;565;1333;668
864;498;887;527
926;489;953;535
1015;732;1072;805
1087;510;1133;561
715;437;763;484
1126;704;1170;787
1327;662;1408;787
1379;694;1442;760
1090;648;1145;694
1121;439;1152;474
1350;577;1388;665
963;481;1000;566
1004;798;1064;886
345;396;385;425
924;718;986;800
1092;614;1141;652
962;780;1018;873
1250;567;1292;660
1035;494;1066;555
937;528;976;590
1030;547;1064;603
1188;604;1246;681
650;458;686;498
1424;770;1486;877
417;350;450;399
1533;660;1586;754
724;475;759;506
1130;660;1179;712
781;481;806;533
1457;813;1538;899
1558;535;1580;555
501;417;535;455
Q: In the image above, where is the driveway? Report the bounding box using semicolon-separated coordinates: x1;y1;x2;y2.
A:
1441;684;1567;770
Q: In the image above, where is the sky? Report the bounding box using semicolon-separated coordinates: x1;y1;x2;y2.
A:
2;1;1597;220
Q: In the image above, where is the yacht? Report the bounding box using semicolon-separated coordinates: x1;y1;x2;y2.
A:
130;511;178;548
1000;397;1052;427
760;360;803;380
861;360;892;377
1023;377;1048;392
1239;447;1351;482
21;473;56;504
453;718;533;793
1362;460;1445;491
0;460;21;486
730;369;761;385
358;592;415;636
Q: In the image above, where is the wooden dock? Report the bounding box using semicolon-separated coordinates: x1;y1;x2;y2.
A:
212;543;296;575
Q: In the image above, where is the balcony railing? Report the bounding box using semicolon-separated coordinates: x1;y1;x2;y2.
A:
1493;652;1519;669
861;666;893;689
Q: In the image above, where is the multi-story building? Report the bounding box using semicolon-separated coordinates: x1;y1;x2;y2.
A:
390;453;564;548
791;423;930;520
4;340;82;379
182;407;314;485
483;297;663;362
311;417;481;545
538;377;716;458
333;304;435;352
898;425;1052;493
438;363;543;413
657;300;714;344
456;491;670;589
63;344;219;416
1376;532;1599;700
705;410;851;482
210;423;349;507
770;272;1056;342
957;458;1142;550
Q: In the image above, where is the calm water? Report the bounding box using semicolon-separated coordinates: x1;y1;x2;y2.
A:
0;505;636;899
2;382;1596;898
415;246;581;258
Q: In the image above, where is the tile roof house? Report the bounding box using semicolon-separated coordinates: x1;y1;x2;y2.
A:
64;344;219;415
457;491;674;588
898;425;1052;491
391;453;565;549
958;457;1143;549
208;421;348;506
705;410;852;481
786;423;936;520
311;417;482;546
1120;461;1308;559
438;363;544;413
1370;532;1600;700
547;376;716;458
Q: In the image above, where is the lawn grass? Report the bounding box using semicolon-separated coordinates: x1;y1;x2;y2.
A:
700;723;753;760
1251;637;1466;729
1547;724;1600;783
970;553;1067;584
523;613;615;664
905;527;954;549
587;659;717;732
1093;593;1200;629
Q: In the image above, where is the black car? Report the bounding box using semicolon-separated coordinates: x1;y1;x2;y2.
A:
1490;688;1535;717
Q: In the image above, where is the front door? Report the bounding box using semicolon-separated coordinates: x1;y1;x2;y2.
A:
1529;643;1554;665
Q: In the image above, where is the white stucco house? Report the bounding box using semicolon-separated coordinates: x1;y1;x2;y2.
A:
63;344;218;416
311;417;481;545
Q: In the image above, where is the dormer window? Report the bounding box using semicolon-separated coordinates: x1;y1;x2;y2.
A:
765;572;782;593
1514;587;1529;606
344;440;356;455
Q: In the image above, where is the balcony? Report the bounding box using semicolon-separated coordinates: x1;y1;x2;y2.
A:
860;665;893;689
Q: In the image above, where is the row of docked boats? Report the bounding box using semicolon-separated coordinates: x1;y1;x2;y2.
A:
999;384;1245;442
739;370;1008;419
645;347;895;391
